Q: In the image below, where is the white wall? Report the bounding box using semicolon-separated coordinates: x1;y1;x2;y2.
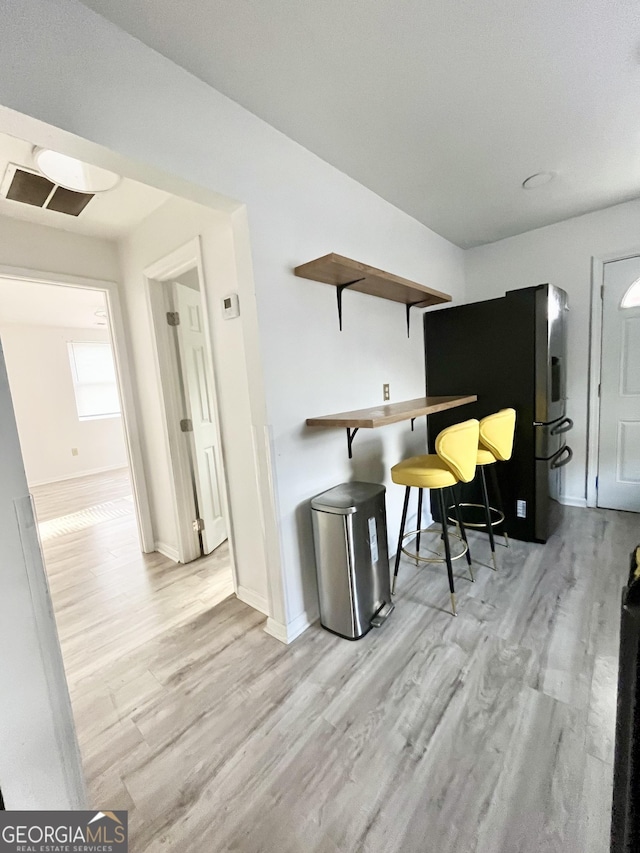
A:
0;324;127;486
465;199;640;504
0;0;468;642
0;215;125;807
0;213;120;281
118;196;270;607
0;342;85;809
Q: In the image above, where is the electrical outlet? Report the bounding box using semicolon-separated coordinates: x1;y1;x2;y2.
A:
383;384;390;401
71;448;79;456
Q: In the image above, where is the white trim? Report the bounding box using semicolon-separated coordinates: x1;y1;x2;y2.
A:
154;541;180;563
145;241;221;566
143;238;238;591
265;610;317;645
182;244;234;573
103;278;155;553
587;256;603;508
14;494;88;808
0;265;116;290
558;495;588;508
264;618;290;644
144;239;201;281
587;248;640;508
27;464;128;488
144;266;200;564
229;208;283;627
251;422;287;626
0;264;154;552
236;585;269;616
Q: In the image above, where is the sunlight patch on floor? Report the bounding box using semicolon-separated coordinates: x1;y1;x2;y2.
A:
38;498;134;541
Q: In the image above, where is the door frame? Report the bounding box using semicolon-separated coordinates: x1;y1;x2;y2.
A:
0;263;154;550
587;248;640;508
144;238;236;581
0;105;288;637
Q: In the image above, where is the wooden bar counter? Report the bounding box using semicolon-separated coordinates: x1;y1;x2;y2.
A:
307;395;477;456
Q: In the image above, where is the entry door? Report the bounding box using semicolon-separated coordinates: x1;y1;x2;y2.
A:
173;281;227;553
598;256;640;511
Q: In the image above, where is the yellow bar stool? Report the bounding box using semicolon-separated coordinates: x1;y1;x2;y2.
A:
391;418;479;616
451;408;516;570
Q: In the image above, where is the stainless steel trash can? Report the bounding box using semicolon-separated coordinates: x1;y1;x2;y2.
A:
311;482;394;640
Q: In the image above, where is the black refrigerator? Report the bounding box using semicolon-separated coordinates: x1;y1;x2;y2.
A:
424;284;573;543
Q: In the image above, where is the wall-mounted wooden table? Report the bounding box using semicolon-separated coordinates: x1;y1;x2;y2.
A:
307;395;478;457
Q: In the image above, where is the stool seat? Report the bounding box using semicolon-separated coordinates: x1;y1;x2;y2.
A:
391;454;458;489
480;408;516;461
477;447;497;466
461;408;516;567
391;418;479;616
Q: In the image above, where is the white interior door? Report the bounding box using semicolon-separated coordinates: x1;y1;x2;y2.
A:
598;256;640;511
173;281;227;553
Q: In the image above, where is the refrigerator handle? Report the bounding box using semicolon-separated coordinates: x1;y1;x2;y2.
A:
551;417;574;435
550;445;573;469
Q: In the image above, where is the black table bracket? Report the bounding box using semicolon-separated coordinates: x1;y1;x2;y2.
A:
406;301;425;338
346;427;360;458
336;279;365;330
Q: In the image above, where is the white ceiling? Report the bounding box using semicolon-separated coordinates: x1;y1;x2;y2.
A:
0;130;170;240
0;279;108;329
78;0;640;248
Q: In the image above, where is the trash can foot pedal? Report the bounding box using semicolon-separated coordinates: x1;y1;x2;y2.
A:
371;601;395;628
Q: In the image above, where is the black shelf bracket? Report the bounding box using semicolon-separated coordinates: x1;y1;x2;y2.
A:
346;427;360;458
410;418;416;432
336;278;365;330
405;301;425;338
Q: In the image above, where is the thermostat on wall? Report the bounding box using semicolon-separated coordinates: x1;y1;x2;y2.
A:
222;292;240;319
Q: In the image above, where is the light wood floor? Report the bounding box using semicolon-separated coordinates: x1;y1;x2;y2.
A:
33;474;633;853
30;470;235;820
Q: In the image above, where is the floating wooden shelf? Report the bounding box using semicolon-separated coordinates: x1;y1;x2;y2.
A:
294;253;452;334
307;395;477;457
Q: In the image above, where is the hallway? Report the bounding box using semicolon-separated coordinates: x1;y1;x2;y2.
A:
31;469;235;819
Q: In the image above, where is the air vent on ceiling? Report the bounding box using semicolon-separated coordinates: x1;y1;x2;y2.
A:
1;163;94;216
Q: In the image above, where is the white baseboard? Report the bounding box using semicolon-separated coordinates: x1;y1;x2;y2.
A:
236;585;269;616
28;464;128;488
155;541;180;562
558;495;588;508
265;609;317;644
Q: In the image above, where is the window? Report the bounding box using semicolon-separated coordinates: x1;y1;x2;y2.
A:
68;341;121;420
621;277;640;309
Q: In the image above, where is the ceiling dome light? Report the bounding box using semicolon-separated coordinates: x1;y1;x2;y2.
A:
33;148;121;193
522;172;555;190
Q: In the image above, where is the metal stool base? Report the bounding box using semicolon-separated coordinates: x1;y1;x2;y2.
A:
446;502;504;529
400;526;468;565
446;502;509;553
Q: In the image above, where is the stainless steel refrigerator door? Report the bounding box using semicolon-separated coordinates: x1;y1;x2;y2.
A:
535;285;568;424
534;415;574;459
534;444;573;541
